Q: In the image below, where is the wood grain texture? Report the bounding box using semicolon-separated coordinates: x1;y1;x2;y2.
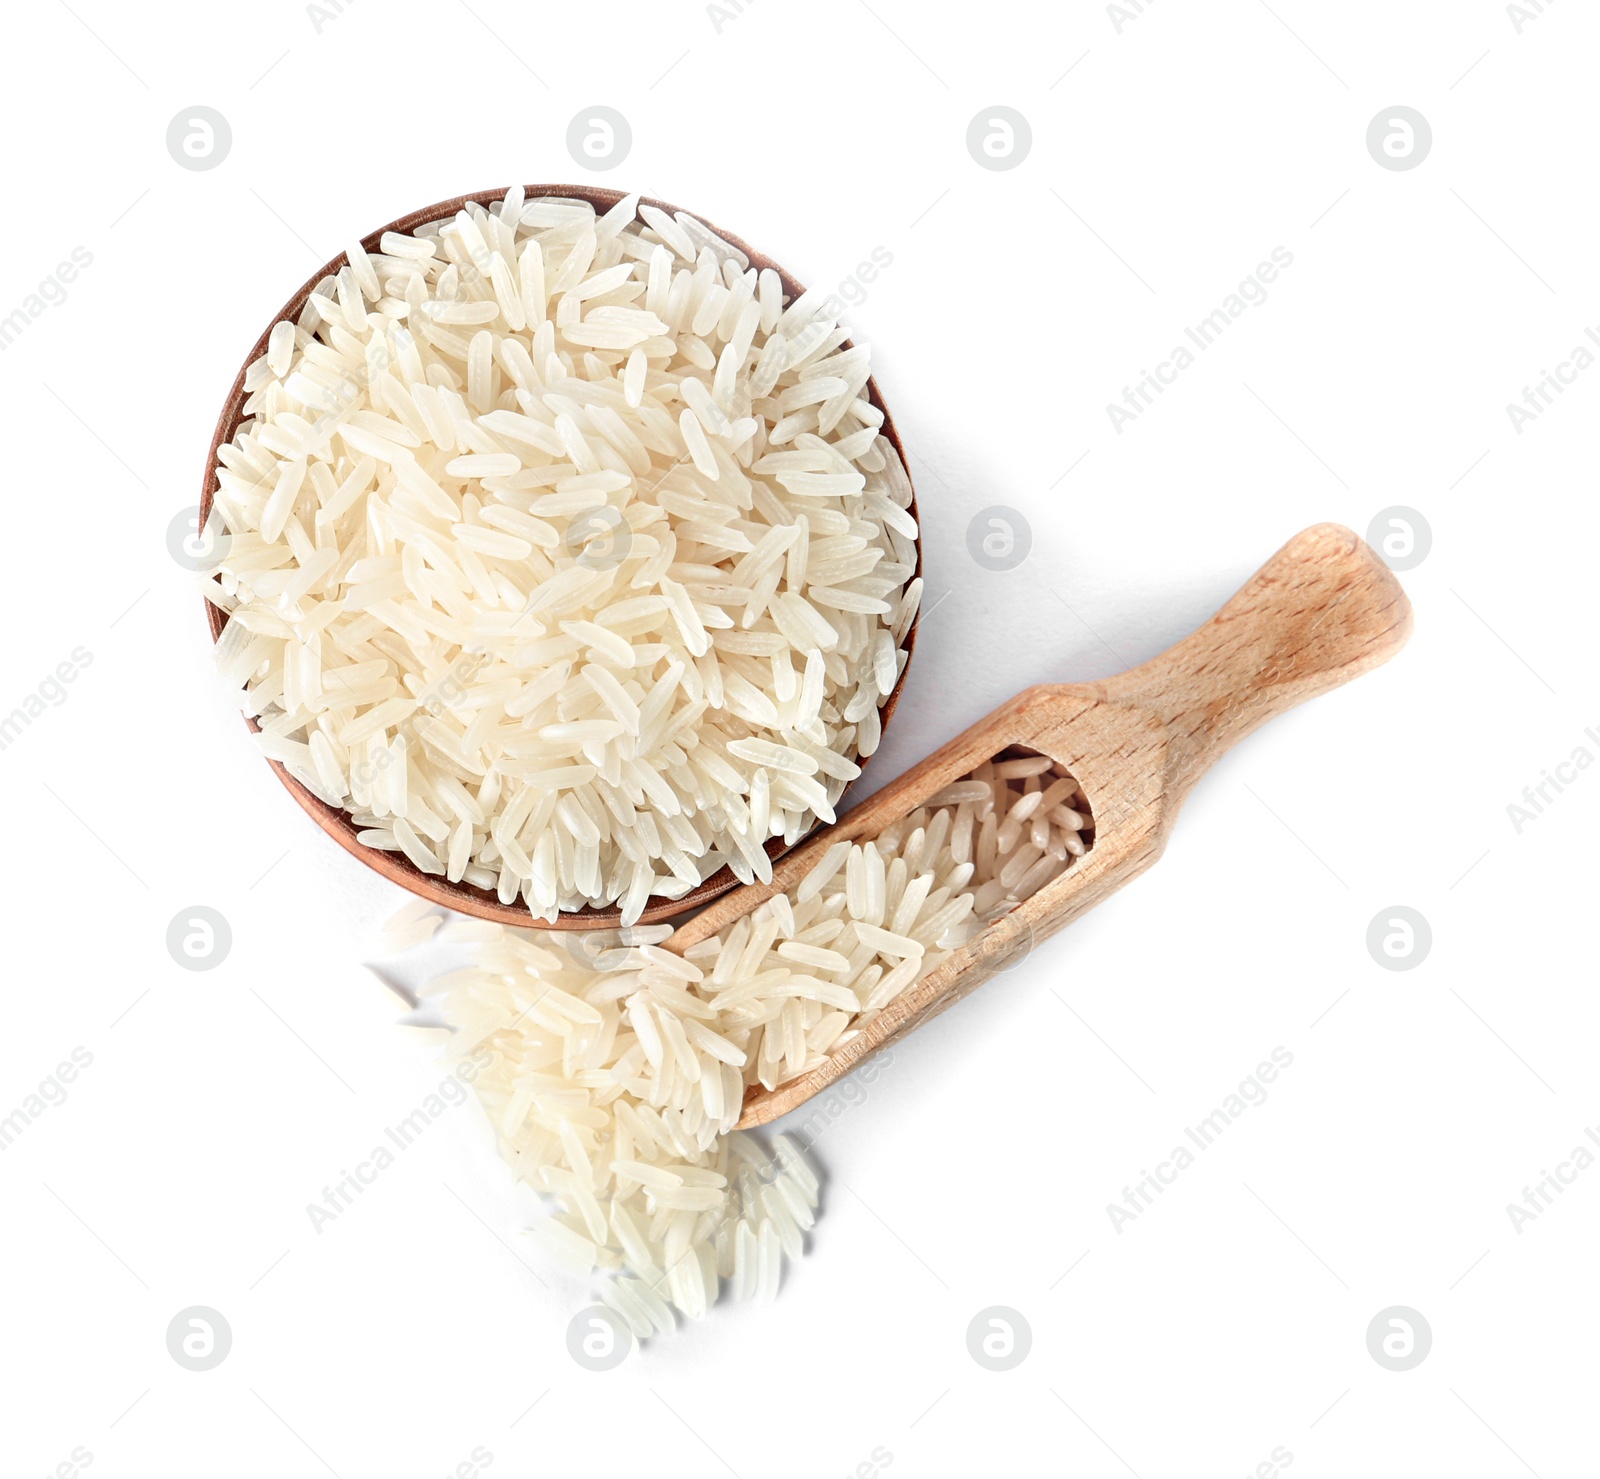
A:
680;523;1414;1128
198;184;920;929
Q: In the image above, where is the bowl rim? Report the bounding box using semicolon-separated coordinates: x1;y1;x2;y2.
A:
200;183;922;930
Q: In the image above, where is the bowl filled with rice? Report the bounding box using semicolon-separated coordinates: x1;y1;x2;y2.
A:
199;185;922;928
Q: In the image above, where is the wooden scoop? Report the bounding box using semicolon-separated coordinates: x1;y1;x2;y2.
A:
663;523;1413;1129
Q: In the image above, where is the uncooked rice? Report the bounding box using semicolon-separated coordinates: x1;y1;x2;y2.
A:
205;188;921;922
397;755;1091;1335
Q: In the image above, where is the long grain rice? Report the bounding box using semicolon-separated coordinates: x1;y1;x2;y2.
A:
401;754;1089;1337
206;190;919;922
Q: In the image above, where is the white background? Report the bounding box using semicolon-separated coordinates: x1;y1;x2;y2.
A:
2;1;1596;1475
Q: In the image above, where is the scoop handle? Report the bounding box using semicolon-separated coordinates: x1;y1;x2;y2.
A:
1098;523;1412;795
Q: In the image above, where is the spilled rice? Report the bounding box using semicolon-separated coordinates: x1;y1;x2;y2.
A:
390;755;1090;1335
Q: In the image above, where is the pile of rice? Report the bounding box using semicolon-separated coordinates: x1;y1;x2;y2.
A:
205;188;921;922
395;754;1090;1335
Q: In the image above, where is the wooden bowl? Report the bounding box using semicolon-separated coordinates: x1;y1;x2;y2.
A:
200;184;922;930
